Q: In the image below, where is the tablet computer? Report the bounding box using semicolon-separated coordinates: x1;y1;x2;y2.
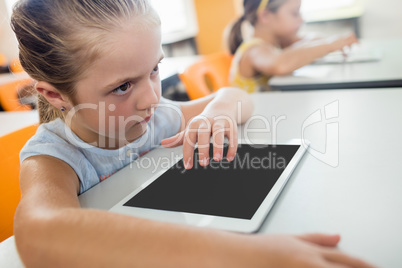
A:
110;141;308;233
313;48;382;65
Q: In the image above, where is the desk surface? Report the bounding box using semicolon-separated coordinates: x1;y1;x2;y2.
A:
159;55;200;81
269;38;402;90
2;88;402;267
0;110;39;137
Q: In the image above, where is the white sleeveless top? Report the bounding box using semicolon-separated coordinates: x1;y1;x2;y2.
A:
20;98;181;194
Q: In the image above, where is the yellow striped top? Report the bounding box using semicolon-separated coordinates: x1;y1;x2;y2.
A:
229;38;271;93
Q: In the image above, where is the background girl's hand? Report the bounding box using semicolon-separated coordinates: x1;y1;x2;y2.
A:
161;114;238;169
330;33;359;53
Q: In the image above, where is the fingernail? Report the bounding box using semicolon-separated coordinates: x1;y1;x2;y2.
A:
184;159;192;169
227;155;234;162
214;152;221;161
200;157;208;166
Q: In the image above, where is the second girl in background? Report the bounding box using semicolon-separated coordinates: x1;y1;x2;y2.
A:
228;0;358;92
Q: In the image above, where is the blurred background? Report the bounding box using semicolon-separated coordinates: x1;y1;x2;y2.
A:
1;0;402;59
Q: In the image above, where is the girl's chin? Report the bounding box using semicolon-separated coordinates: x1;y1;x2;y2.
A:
124;124;148;143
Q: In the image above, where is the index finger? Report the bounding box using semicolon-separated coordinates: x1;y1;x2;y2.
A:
182;127;198;169
323;250;377;268
225;126;238;162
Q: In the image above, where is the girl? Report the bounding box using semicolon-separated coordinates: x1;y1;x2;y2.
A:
228;0;359;92
12;0;373;267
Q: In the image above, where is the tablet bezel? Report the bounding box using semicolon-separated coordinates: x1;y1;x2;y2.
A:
109;140;308;233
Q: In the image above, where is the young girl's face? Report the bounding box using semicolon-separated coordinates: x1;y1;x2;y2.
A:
270;0;303;38
68;19;163;149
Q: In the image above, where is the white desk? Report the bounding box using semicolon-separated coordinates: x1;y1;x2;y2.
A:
0;110;39;137
159;55;199;81
269;38;402;91
2;88;402;267
0;72;29;87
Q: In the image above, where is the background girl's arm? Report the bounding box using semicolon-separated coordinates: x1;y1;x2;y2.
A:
162;87;254;169
280;32;329;49
279;35;303;49
249;33;358;76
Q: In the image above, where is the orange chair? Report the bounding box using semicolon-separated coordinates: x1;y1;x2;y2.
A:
9;59;25;73
0;79;35;111
178;52;233;100
0;54;8;74
0;124;39;242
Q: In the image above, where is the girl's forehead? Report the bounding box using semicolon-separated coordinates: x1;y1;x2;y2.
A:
71;16;161;74
76;24;162;92
106;23;161;61
283;0;301;8
104;17;161;45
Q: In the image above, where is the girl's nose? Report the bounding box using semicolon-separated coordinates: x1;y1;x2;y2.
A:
137;80;159;111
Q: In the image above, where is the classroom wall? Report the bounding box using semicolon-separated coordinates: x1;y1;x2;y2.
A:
302;0;402;38
193;0;240;55
1;0;402;59
360;0;402;38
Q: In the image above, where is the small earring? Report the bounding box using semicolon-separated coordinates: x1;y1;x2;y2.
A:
61;106;66;112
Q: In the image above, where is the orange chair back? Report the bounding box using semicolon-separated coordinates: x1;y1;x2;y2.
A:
179;52;233;100
0;79;34;111
9;59;25;73
0;124;38;242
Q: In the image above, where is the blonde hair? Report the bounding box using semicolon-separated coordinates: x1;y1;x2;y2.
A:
11;0;160;123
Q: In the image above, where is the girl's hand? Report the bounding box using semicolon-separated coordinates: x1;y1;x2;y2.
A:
161;114;238;169
239;233;376;268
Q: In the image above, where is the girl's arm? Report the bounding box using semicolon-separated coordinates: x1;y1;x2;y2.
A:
248;33;358;76
162;87;254;169
16;155;244;268
279;34;303;49
16;156;375;268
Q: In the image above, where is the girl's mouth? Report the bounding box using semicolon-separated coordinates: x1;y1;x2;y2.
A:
138;116;151;125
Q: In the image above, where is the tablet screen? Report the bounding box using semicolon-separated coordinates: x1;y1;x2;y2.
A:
123;144;300;220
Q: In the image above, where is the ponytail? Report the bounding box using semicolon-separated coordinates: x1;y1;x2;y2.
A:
228;16;246;55
227;0;286;55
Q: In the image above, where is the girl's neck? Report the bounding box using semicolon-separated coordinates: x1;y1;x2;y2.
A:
68;119;136;150
253;24;280;48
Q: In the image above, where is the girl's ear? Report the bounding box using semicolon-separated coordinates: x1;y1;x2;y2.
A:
36;81;72;110
258;9;273;25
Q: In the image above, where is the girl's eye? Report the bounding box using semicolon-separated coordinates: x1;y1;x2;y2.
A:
151;64;160;75
112;82;131;95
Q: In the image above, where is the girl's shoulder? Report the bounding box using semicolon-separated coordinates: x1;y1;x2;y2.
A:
238;38;266;51
19;119;101;193
23;119;73;147
238;38;279;57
